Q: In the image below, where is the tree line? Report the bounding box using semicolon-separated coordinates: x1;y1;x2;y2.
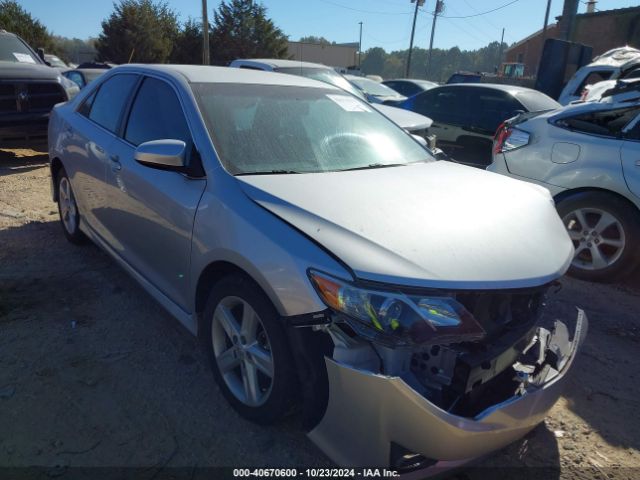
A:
360;42;508;83
0;0;288;65
1;0;506;80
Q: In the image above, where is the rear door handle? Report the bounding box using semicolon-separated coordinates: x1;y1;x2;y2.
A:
110;155;121;171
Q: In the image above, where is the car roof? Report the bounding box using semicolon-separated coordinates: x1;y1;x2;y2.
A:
589;46;640;69
384;78;436;84
233;58;332;69
66;68;106;75
431;83;537;95
108;64;342;89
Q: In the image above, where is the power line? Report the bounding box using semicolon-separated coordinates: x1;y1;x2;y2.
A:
315;0;414;15
421;0;522;19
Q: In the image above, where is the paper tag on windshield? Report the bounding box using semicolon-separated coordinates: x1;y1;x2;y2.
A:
13;53;36;64
327;94;371;112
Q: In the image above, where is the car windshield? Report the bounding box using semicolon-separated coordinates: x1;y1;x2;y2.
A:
349;77;399;97
0;35;40;64
515;91;561;112
274;66;367;101
193;83;432;175
46;55;67;68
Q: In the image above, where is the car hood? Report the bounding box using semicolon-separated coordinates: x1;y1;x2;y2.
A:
373;104;433;131
0;62;60;80
236;161;574;289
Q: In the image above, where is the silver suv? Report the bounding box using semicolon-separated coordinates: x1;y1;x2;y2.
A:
489;99;640;282
48;64;585;473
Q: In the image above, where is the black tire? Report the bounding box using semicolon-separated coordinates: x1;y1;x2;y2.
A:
56;167;86;245
556;192;640;282
201;273;298;424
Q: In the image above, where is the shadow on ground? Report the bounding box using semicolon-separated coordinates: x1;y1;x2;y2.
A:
0;149;48;176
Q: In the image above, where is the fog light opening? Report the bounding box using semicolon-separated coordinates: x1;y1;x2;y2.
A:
389;442;437;473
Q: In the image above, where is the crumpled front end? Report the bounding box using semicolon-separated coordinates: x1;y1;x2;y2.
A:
307;308;587;474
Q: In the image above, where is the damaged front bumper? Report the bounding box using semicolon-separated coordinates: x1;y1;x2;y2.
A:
308;309;587;473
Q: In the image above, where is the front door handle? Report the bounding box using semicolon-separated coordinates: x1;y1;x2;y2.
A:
110;155;122;171
635;160;640;166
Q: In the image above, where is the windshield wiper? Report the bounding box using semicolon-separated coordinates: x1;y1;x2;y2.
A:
236;169;301;176
337;163;408;172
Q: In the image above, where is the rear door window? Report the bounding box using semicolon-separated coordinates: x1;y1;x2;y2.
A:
467;89;522;134
84;74;138;133
414;88;467;126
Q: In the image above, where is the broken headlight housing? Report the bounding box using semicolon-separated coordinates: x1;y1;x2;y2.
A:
309;270;485;347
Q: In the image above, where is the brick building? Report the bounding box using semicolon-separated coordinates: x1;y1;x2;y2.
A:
505;6;640;76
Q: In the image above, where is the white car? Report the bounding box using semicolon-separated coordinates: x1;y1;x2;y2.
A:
558;46;640;105
489;98;640;281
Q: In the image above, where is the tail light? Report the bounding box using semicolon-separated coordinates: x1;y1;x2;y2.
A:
493;125;530;154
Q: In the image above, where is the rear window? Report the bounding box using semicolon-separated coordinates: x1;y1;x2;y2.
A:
515;91;560;112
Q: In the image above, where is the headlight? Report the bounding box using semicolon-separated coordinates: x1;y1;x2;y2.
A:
308;270;485;347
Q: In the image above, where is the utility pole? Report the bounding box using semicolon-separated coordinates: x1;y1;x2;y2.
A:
557;0;579;41
202;0;210;65
496;27;505;71
426;0;443;78
542;0;552;42
358;21;363;68
406;0;424;78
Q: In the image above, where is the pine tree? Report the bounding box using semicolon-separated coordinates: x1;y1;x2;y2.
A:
0;0;56;53
211;0;289;65
171;18;203;65
95;0;178;64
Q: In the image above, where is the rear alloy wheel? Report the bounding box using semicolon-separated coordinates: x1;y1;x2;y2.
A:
557;192;640;282
202;274;297;424
57;168;86;244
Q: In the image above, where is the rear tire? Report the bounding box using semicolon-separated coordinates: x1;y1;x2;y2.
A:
201;273;298;424
557;192;640;282
56;168;86;245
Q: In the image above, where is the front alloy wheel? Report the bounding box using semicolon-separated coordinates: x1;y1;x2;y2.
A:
212;296;274;407
202;274;297;424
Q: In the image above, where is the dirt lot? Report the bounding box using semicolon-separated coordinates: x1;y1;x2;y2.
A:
1;148;640;479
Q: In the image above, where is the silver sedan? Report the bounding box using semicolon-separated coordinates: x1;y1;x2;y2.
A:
489;99;640;282
48;64;585;473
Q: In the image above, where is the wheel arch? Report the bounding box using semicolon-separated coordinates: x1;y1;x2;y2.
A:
194;261;275;336
553;187;640;219
50;157;64;202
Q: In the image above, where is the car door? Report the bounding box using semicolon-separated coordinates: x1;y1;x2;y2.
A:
102;75;207;311
459;88;524;167
621;111;640;198
410;87;463;145
63;73;139;240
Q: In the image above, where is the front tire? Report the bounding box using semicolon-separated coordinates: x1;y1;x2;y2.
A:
557;192;640;282
201;274;297;424
56;168;86;244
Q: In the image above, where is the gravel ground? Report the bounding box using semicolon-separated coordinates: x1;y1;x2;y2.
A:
1;148;639;480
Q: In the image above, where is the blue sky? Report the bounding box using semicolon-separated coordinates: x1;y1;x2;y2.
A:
18;0;639;51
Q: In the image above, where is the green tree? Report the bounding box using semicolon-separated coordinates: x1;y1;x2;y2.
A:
95;0;179;64
0;0;56;53
299;36;333;45
360;47;386;76
171;18;203;64
210;0;288;65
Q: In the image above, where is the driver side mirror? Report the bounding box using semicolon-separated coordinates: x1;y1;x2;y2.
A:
134;139;186;171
